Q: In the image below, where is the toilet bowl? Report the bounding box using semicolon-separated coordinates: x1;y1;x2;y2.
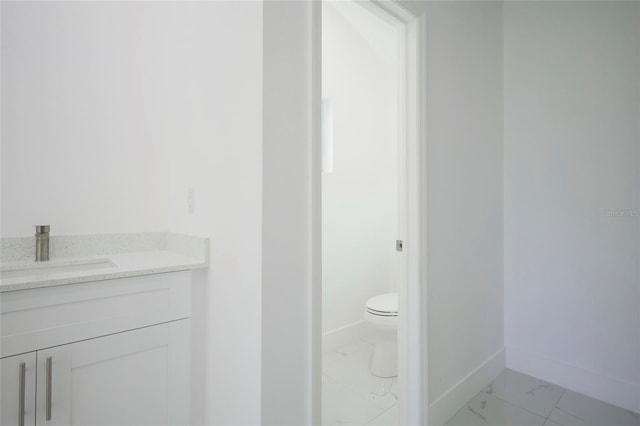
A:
364;293;398;378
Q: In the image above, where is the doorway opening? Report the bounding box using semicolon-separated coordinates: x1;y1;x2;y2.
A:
319;1;425;424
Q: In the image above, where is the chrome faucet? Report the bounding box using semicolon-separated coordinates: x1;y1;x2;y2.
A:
35;225;50;262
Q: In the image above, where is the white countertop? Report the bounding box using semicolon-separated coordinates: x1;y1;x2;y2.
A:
0;232;209;292
0;250;207;292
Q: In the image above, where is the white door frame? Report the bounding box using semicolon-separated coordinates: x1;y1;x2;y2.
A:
312;1;427;424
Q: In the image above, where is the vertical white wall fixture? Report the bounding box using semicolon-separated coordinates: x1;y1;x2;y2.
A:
262;0;321;424
321;98;334;173
387;3;429;424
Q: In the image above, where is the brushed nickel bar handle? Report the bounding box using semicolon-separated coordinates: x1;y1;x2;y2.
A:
18;362;25;426
46;356;52;421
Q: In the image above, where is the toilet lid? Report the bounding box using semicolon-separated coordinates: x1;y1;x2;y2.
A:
366;293;398;315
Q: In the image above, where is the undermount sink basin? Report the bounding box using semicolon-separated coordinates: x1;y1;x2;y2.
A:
0;259;116;279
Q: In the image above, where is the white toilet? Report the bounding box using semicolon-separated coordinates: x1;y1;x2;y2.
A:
364;292;398;378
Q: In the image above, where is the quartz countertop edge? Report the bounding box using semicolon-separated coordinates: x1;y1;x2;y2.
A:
0;249;208;293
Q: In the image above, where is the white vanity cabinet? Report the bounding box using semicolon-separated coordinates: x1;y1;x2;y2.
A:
1;271;192;426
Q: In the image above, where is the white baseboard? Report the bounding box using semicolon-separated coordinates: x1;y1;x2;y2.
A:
507;345;640;414
428;347;506;426
322;320;370;353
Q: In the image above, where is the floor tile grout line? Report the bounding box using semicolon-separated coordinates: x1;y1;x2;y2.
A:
553;405;591;424
364;403;399;425
445;390;546;426
448;370;640;426
322;339;402;425
322;345;371;368
543;388;567;425
323;365;395;398
483;390;553;421
341;378;398;413
322;348;398;416
322;339;373;358
327;378;388;418
480;372;570;424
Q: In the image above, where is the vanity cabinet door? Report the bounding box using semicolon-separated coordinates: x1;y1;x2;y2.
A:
1;352;37;426
35;319;190;426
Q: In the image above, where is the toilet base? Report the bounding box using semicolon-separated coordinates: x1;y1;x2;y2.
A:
369;333;397;378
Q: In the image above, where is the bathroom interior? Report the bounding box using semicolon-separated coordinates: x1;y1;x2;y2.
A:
1;1;639;426
321;1;401;425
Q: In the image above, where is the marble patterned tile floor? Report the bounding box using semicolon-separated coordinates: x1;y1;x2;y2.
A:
323;340;399;426
445;369;640;426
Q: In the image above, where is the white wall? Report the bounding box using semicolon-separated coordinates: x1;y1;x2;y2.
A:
1;2;170;237
322;1;398;335
157;2;264;425
1;3;265;424
504;1;640;413
399;1;505;420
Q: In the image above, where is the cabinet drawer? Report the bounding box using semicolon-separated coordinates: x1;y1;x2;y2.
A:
1;271;191;358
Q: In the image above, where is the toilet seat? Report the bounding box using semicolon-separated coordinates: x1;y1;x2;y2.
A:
363;292;398;377
365;293;398;317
